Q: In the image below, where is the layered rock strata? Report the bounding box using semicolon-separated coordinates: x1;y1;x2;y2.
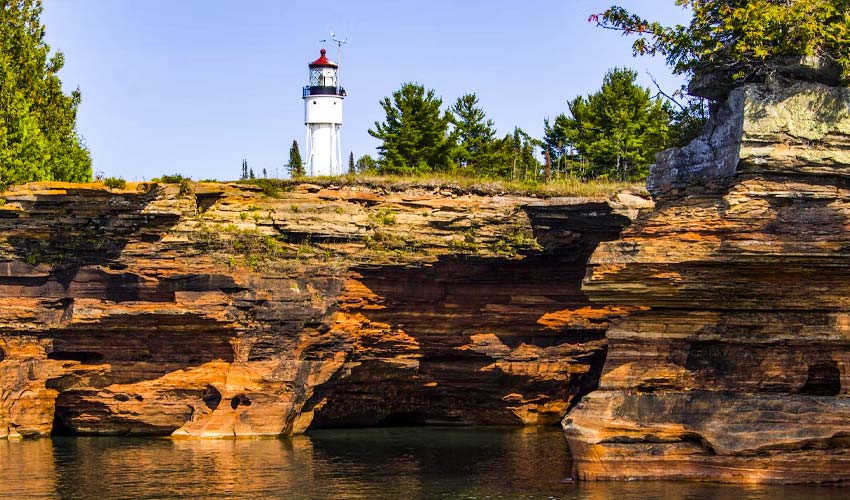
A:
0;180;646;438
564;78;850;483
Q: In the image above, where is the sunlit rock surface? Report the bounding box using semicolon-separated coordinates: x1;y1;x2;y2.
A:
0;180;645;438
565;78;850;484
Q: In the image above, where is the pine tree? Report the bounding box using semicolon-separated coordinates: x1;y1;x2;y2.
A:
450;93;499;177
368;83;454;175
249;167;255;179
546;68;670;180
288;140;304;177
348;152;355;174
262;167;267;178
0;0;91;187
241;159;248;180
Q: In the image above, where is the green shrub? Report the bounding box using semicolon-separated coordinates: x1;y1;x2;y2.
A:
369;207;397;226
178;178;192;196
153;174;187;183
103;177;127;190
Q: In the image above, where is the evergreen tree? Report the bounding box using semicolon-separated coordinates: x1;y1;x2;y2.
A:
288;140;304;177
249;167;255;179
509;127;540;181
368;83;454;175
348;151;355;174
546;68;670;180
262;167;267;178
0;0;91;187
486;127;540;181
450;93;499;177
241;159;248;180
542;117;571;175
355;154;377;172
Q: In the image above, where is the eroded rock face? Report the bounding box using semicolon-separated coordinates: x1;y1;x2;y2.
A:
0;181;644;438
565;79;850;483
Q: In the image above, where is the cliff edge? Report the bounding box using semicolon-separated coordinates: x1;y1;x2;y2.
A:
564;77;850;483
0;180;647;438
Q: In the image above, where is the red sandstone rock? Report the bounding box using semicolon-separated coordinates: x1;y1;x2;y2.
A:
565;79;850;484
0;180;644;438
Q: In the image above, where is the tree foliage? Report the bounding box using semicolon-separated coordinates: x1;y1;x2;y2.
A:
450;93;498;174
368;83;454;175
542;68;670;180
593;1;850;88
0;0;92;186
288;139;304;177
355;154;377;172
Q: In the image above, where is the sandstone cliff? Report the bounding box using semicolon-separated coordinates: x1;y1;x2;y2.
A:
564;78;850;483
0;180;646;439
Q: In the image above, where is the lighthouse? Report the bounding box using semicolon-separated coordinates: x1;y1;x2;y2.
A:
303;48;346;176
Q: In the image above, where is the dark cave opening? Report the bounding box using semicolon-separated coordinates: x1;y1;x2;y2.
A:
800;360;841;396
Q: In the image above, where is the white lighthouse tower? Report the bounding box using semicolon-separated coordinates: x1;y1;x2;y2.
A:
303;48;346;176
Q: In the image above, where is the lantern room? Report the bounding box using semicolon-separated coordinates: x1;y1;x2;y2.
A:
304;49;346;97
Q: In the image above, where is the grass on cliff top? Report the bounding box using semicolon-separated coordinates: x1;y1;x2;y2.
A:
236;173;642;199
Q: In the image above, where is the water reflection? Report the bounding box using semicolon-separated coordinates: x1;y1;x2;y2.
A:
0;439;57;498
0;427;846;499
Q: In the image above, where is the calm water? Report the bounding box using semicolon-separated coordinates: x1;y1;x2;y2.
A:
0;427;846;499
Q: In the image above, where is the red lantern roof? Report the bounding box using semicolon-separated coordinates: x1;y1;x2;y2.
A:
309;49;337;68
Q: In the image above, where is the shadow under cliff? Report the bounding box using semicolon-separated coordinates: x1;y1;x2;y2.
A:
304;201;638;428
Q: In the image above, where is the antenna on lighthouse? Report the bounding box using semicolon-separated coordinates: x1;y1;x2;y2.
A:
321;32;348;94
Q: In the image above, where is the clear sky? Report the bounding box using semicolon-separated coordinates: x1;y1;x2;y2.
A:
41;0;692;181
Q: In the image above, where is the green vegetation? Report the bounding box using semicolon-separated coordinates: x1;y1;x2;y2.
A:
448;229;480;253
367;77;675;182
152;174;187;183
192;223;290;271
543;68;672;180
369;207;397;226
355;154;378;172
594;1;850;89
369;83;455;175
288;140;305;177
451;93;498;175
232;172;638;199
102;177;127;190
490;227;542;257
0;0;92;186
150;174;192;197
238;178;285;198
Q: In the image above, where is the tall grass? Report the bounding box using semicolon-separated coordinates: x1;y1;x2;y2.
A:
238;172;641;199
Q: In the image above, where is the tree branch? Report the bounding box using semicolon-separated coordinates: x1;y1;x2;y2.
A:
645;70;686;111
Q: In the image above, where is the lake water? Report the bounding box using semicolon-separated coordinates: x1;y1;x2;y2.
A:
0;427;846;499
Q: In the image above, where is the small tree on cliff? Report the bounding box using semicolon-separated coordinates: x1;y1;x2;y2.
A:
288;140;304;177
0;0;92;187
369;83;454;175
592;1;850;95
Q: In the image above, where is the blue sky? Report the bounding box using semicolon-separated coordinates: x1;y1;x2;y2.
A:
42;0;692;181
